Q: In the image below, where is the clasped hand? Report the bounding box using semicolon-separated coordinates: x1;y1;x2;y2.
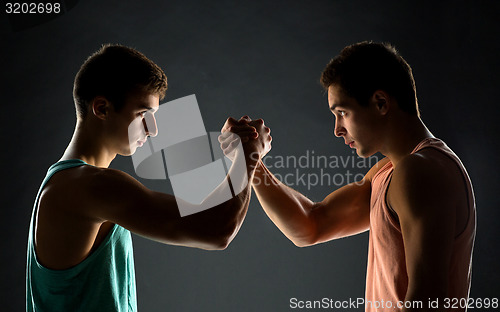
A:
218;116;272;162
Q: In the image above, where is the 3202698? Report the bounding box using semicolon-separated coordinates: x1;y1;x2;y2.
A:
5;2;61;14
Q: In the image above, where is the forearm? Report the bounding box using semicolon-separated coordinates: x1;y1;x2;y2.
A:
199;147;256;248
252;160;316;246
177;185;250;250
220;147;260;238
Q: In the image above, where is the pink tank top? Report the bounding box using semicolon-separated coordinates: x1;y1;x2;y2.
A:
365;138;476;312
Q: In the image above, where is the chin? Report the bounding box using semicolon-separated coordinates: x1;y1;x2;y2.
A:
118;147;135;156
356;147;376;158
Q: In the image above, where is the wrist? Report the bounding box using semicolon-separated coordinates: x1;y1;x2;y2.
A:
251;160;267;185
244;151;260;178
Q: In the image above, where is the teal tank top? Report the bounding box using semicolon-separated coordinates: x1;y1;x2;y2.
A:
26;160;137;311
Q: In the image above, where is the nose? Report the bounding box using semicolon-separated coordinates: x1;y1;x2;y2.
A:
334;119;346;137
143;113;158;137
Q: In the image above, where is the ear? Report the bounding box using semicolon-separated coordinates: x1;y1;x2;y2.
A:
91;96;112;120
371;90;390;116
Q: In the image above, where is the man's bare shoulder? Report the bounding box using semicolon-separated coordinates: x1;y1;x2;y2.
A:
40;165;97;206
389;149;465;218
392;151;452;191
41;165;143;216
45;165;135;193
393;148;462;186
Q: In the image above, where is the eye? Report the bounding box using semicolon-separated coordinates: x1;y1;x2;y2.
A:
338;110;346;117
138;111;147;118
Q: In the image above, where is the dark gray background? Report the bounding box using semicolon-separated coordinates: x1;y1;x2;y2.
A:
1;0;499;311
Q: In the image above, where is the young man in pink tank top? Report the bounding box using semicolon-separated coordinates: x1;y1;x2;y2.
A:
221;41;476;311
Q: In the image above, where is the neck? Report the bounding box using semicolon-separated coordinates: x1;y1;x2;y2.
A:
380;114;434;168
60;118;116;168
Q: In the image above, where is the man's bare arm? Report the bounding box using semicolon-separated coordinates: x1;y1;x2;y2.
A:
220;116;389;247
79;122;268;250
389;153;459;311
86;152;250;249
251;157;389;247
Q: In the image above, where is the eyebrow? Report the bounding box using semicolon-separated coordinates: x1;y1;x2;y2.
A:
139;104;159;113
329;103;345;111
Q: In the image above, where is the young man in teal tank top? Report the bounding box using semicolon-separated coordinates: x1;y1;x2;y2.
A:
27;44;272;311
223;42;476;311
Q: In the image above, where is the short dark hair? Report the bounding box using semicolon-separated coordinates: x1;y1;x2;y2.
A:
73;44;168;119
320;41;419;116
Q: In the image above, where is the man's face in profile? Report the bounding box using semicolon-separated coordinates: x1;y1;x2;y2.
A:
106;90;159;156
328;84;382;158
